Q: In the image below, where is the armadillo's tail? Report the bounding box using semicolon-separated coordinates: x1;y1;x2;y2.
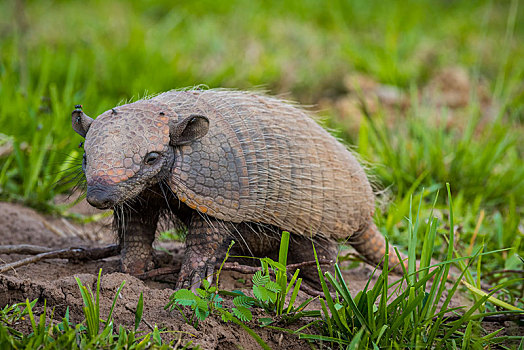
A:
349;222;407;275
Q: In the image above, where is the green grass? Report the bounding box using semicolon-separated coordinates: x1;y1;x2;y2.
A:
164;189;523;348
304;187;523;348
0;272;191;349
0;0;523;346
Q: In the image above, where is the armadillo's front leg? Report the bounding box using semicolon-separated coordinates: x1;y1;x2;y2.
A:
176;213;232;290
115;203;159;276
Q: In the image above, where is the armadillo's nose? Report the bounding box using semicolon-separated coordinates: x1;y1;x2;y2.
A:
86;185;117;209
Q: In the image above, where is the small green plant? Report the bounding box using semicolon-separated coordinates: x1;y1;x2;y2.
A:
0;299;36;337
167;231;309;323
0;299;37;347
0;270;194;348
75;268;125;341
258;230;308;317
167;276;272;349
167;232;320;348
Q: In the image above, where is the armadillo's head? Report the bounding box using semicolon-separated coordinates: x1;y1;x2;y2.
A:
72;101;209;209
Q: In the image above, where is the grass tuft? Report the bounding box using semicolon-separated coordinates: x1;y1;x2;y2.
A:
304;189;523;348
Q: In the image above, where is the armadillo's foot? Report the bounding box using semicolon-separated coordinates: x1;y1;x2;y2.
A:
175;254;217;291
176;213;230;291
120;238;155;276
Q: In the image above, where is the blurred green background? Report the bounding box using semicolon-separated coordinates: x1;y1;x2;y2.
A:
0;0;522;289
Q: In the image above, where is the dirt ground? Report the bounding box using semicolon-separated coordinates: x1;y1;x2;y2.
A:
0;200;376;349
0;200;516;349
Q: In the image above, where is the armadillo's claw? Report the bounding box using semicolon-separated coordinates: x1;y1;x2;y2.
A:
175;263;215;292
121;257;155;276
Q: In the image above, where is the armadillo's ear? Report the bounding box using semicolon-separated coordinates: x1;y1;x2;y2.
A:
169;114;210;146
72;107;94;138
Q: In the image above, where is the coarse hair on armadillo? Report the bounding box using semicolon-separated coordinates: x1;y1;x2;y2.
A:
116;88;378;243
124;86;382;196
123;85;381;191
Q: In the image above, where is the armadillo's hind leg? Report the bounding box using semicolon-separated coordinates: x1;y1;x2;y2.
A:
287;234;338;289
349;222;407;274
176;213;232;291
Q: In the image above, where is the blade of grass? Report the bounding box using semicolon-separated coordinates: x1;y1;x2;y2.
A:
313;244;345;332
461;279;523;312
286;277;302;314
326;264;371;333
106;279;126;328
320;298;333;337
430;183;456;317
134;292;143;331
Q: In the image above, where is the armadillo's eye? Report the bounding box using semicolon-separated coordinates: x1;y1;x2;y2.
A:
144;152;160;165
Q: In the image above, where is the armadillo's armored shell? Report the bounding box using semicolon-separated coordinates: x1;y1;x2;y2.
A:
153;90;374;240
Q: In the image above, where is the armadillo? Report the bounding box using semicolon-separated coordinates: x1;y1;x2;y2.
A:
71;89;405;289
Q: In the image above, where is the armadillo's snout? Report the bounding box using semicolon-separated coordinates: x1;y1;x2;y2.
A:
86;185;118;209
